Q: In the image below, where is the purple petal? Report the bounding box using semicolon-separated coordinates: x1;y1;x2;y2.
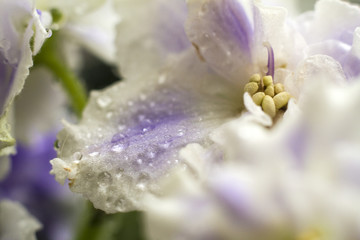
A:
0;133;75;240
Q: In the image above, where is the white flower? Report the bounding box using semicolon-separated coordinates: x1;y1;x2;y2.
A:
50;0;360;214
144;77;360;240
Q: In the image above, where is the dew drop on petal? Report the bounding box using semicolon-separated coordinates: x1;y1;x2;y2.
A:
111;144;126;153
89;152;99;157
97;96;112;109
115;199;125;212
73;152;83;161
158;74;167;84
97;171;112;186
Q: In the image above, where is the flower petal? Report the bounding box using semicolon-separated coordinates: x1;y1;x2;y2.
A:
115;0;190;79
186;0;304;85
0;0;48;154
300;0;360;45
50;51;242;213
0;200;42;240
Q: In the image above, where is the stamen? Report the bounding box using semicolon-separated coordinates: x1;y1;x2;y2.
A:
263;42;275;79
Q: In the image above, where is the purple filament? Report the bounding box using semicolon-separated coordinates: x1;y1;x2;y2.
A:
264;42;275;79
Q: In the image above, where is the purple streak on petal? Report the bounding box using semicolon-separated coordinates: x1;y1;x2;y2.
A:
224;0;253;53
36;9;42;16
85;87;216;182
264;42;274;78
0;53;17;115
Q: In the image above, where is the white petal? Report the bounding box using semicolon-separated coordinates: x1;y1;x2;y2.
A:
50;51;242;213
115;0;190;79
301;0;360;44
0;200;42;240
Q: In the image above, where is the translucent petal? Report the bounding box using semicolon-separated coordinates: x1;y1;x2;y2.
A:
50;51;242;213
301;0;360;44
63;0;120;63
0;0;48;154
185;0;305;85
284;54;346;100
0;200;42;240
115;0;190;79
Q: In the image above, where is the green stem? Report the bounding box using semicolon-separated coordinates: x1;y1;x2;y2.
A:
33;33;87;117
75;203;145;240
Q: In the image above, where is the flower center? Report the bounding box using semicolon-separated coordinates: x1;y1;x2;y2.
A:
244;43;292;118
244;74;291;117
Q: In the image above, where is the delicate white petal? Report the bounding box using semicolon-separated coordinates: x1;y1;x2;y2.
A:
0;0;48;154
50;51;242;213
0;200;42;240
63;0;120;63
301;0;360;44
145;78;360;239
115;0;190;79
186;0;306;85
284;54;346;100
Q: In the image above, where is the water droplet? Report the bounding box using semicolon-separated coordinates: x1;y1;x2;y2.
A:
137;159;143;165
136;173;150;191
142;128;149;133
115;199;126;211
106;112;113;119
89;152;99;157
158;74;167;84
97;171;112;186
140;94;147;101
117;125;126;131
97;96;112;108
111;133;126;143
73;152;83;161
177;129;185;136
111;144;126;153
147;151;156;159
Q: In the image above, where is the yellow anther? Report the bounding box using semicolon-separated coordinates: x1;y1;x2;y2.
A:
244;82;259;95
262;95;276;117
273;92;291;109
262;75;273;87
274;83;285;95
249;74;261;84
252;92;265;106
264;85;275;97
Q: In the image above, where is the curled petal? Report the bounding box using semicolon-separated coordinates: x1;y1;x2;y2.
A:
0;0;48;154
50;51;242;213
